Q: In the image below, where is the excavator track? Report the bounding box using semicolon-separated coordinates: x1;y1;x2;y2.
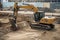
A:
30;23;54;31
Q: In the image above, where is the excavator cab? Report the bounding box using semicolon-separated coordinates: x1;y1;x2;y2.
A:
34;11;45;22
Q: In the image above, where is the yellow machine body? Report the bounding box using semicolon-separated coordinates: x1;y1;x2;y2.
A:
40;16;56;24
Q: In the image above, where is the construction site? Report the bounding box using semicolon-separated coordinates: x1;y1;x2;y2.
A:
0;0;60;40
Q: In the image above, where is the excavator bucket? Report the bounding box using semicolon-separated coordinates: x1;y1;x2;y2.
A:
9;15;18;31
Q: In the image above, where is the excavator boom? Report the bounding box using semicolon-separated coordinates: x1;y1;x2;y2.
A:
18;5;38;12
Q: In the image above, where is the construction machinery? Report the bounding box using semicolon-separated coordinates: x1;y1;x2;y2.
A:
9;2;56;31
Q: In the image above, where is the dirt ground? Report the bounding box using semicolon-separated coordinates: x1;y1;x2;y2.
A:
0;14;60;40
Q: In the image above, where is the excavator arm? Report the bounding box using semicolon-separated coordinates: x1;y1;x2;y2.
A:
18;5;38;12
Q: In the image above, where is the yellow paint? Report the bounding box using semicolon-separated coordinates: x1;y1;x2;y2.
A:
40;17;56;24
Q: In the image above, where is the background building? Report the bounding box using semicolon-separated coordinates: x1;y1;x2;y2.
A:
1;0;60;12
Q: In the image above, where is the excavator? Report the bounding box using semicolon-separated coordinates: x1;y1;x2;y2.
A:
9;2;56;31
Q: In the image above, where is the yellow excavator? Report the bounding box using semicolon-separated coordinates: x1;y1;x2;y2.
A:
9;2;56;31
